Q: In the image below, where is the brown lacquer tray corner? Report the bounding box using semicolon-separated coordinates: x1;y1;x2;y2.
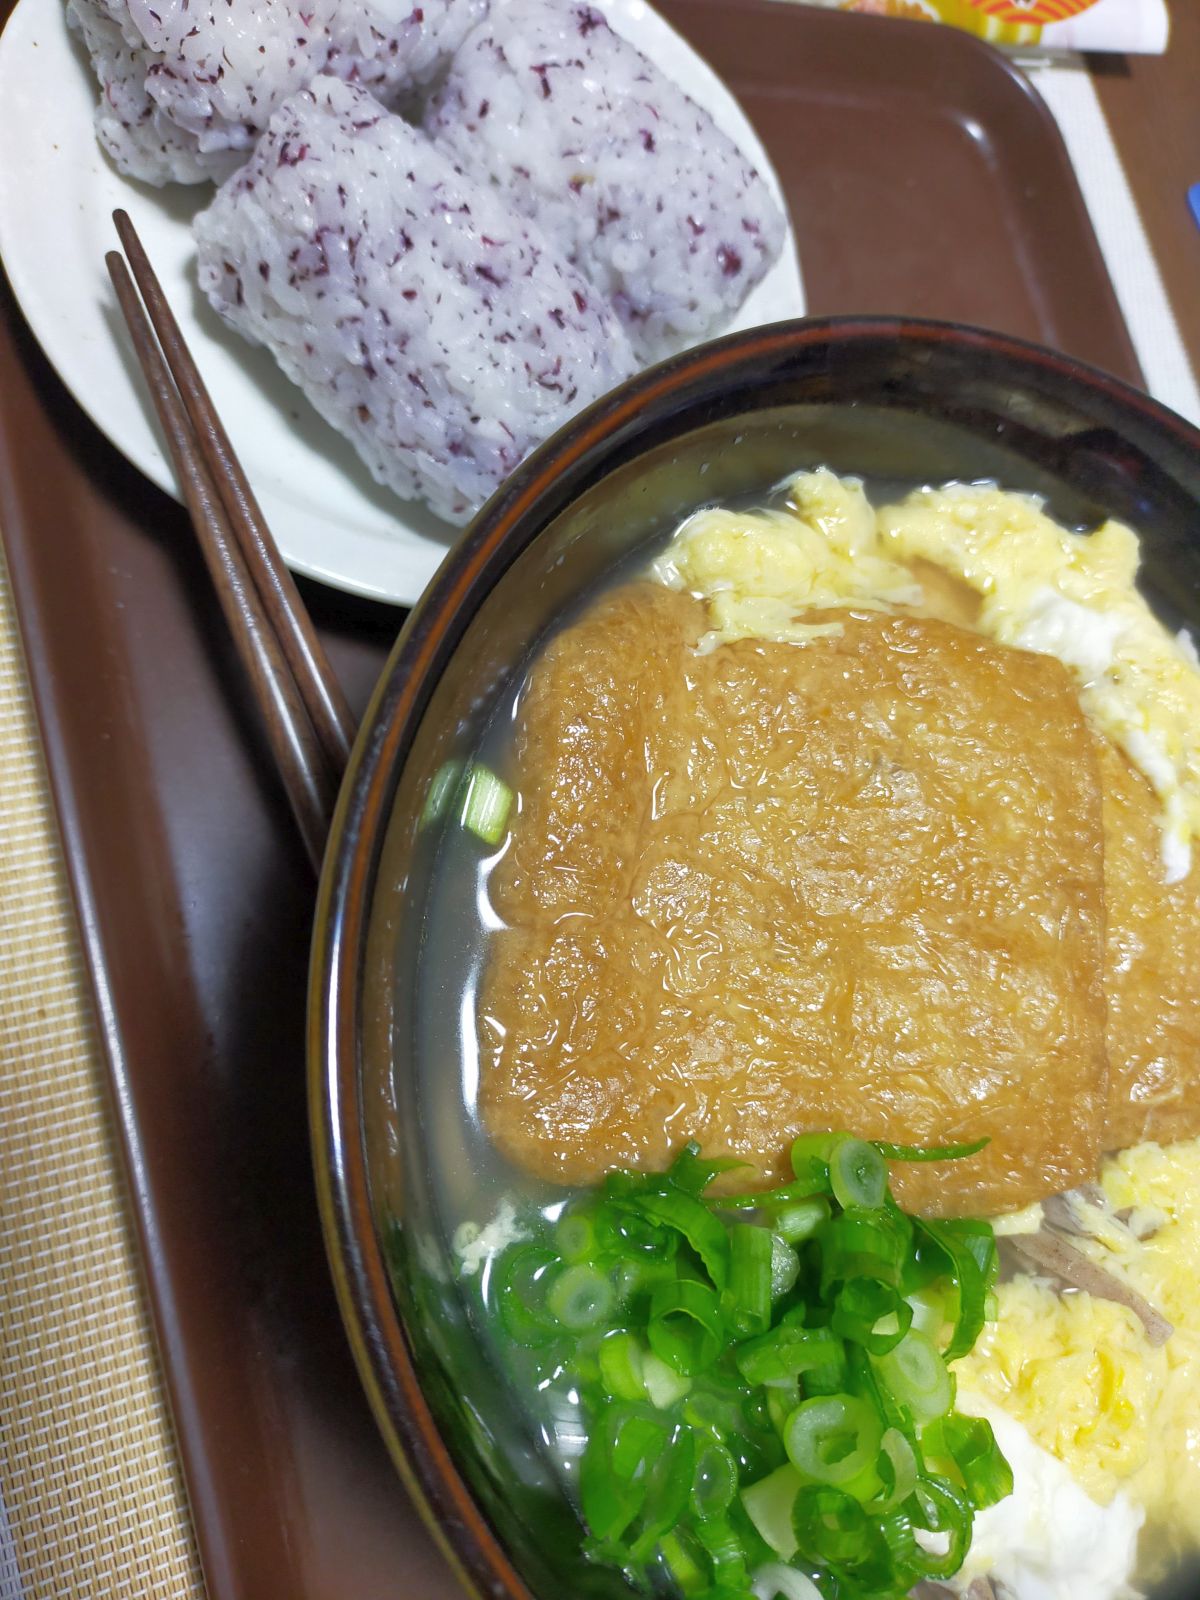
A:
659;0;1141;390
0;5;1139;1598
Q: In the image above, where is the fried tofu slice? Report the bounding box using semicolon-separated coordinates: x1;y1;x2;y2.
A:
481;585;1110;1215
902;558;982;632
1100;738;1200;1148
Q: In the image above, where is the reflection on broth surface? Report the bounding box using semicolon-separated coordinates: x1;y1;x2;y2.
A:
419;470;1200;1600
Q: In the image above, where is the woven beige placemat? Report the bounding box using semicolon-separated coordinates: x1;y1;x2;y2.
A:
0;542;205;1600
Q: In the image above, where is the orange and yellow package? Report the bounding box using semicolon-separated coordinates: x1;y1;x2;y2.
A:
805;0;1168;51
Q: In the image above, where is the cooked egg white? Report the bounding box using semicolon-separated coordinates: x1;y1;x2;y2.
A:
880;484;1200;883
454;1197;528;1276
956;1136;1200;1577
950;1392;1142;1600
656;471;1200;883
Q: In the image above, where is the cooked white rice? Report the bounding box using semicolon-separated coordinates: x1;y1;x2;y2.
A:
194;76;637;526
424;0;786;363
70;0;485;185
68;0;225;185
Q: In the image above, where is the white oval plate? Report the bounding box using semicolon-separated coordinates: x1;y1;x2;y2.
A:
0;0;804;605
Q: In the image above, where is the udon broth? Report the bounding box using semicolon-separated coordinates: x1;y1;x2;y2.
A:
416;475;928;1246
397;461;1200;1600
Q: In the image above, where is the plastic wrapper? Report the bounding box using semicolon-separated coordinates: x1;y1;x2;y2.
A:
791;0;1169;53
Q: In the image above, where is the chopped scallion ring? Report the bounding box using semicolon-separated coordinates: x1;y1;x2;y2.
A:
648;1278;725;1376
873;1329;954;1422
547;1263;615;1330
872;1136;990;1162
829;1136;887;1210
783;1394;882;1490
459;764;513;844
475;1133;1008;1600
418;758;463;829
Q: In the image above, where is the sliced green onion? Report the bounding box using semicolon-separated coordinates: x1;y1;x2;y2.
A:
609;1257;678;1313
710;1172;831;1211
831;1277;911;1354
648;1279;725;1376
548;1264;614;1330
916;1217;995;1361
829;1137;887;1211
750;1560;823;1600
579;1406;665;1540
630;1425;697;1559
692;1440;739;1521
668;1141;751;1197
873;1136;990;1162
658;1530;707;1595
875;1510;926;1588
906;1289;946;1337
610;1408;671;1482
626;1190;731;1291
769;1235;801;1301
478;1129;1009;1600
866;1304;915;1358
682;1388;747;1441
458;764;513;845
843;1340;904;1434
735;1327;843;1387
943;1217;999;1286
602;1169;645;1202
419;759;463;830
821;1205;910;1293
492;1243;561;1348
783;1395;882;1490
597;1204;679;1261
789;1132;843;1170
770;1196;830;1244
643;1351;693;1410
797;1352;852;1399
765;1379;801;1436
876;1427;919;1512
554;1212;597;1264
873;1329;954;1422
791;1484;874;1567
694;1515;749;1586
728;1224;773;1337
905;1475;973;1580
938;1412;1014;1509
741;1464;802;1559
598;1331;646;1401
576;1470;643;1549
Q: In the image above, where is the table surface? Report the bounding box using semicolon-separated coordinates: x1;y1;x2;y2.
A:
0;6;1195;1600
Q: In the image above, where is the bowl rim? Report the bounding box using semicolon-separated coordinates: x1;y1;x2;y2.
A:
307;312;1200;1600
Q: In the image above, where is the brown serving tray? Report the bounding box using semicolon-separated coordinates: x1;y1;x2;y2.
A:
0;5;1141;1599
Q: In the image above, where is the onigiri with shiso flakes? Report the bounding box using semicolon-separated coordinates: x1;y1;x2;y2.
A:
424;0;786;363
194;75;638;525
69;0;486;186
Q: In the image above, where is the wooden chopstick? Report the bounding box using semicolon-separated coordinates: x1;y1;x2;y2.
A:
112;208;356;773
106;247;341;871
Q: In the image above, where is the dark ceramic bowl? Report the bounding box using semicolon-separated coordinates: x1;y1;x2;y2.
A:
309;317;1200;1600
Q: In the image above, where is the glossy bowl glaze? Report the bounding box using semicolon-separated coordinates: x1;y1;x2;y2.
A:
309;317;1200;1600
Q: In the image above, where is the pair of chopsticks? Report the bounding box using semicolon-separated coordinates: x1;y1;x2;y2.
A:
106;209;357;870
